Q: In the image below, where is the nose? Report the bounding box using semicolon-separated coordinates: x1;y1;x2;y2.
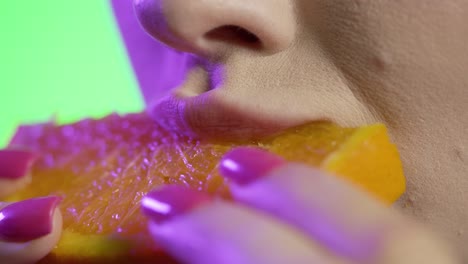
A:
133;0;296;57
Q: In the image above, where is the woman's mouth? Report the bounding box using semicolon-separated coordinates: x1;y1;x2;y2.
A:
147;59;292;140
113;0;372;140
145;49;378;141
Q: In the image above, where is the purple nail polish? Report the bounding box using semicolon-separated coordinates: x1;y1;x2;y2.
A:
0;196;61;242
0;149;37;180
141;185;211;223
219;147;285;185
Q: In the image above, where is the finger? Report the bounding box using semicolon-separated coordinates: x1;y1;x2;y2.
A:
0;149;37;198
141;186;348;264
220;147;458;263
0;196;63;264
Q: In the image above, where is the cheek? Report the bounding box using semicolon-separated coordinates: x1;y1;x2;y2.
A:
308;0;435;128
307;1;398;128
314;0;395;79
313;0;467;128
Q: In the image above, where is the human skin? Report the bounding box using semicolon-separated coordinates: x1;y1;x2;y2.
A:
142;148;458;263
0;0;466;262
0;197;63;263
128;0;468;259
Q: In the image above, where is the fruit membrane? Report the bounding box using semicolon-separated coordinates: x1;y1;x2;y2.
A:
6;112;405;263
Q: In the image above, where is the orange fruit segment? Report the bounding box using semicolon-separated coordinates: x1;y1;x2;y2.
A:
6;113;405;263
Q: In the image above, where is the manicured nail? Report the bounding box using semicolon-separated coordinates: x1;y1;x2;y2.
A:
0;149;37;179
219;147;285;185
0;196;62;242
141;185;211;223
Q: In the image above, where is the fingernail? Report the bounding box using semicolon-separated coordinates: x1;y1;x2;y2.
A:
0;196;62;242
141;185;211;223
0;149;37;179
220;147;285;185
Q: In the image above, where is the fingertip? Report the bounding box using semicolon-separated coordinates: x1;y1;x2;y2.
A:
219;147;285;185
225;163;390;261
0;149;38;198
0;149;38;180
141;185;211;223
0;196;62;242
146;200;328;264
0;197;63;264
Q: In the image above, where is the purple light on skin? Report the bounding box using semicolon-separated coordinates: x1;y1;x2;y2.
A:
111;0;227;107
243;188;381;261
111;0;192;105
302;214;381;261
206;62;225;91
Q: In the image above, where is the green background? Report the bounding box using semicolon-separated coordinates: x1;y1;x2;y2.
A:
0;1;143;147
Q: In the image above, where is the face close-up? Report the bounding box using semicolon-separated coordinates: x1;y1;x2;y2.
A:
126;0;468;257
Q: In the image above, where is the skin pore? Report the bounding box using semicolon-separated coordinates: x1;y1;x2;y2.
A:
1;1;465;262
134;0;468;258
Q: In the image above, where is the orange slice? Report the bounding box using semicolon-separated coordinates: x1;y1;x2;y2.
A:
6;113;405;263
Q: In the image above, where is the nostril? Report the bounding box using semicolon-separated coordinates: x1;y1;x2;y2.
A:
134;0;295;56
204;25;262;50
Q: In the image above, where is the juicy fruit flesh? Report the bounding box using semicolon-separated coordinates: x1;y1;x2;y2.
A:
7;113;405;260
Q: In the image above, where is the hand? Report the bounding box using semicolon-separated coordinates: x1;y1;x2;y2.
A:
0;1;161;262
0;149;63;264
142;147;459;264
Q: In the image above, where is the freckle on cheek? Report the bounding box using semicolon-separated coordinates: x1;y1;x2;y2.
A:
370;52;392;72
452;148;464;162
